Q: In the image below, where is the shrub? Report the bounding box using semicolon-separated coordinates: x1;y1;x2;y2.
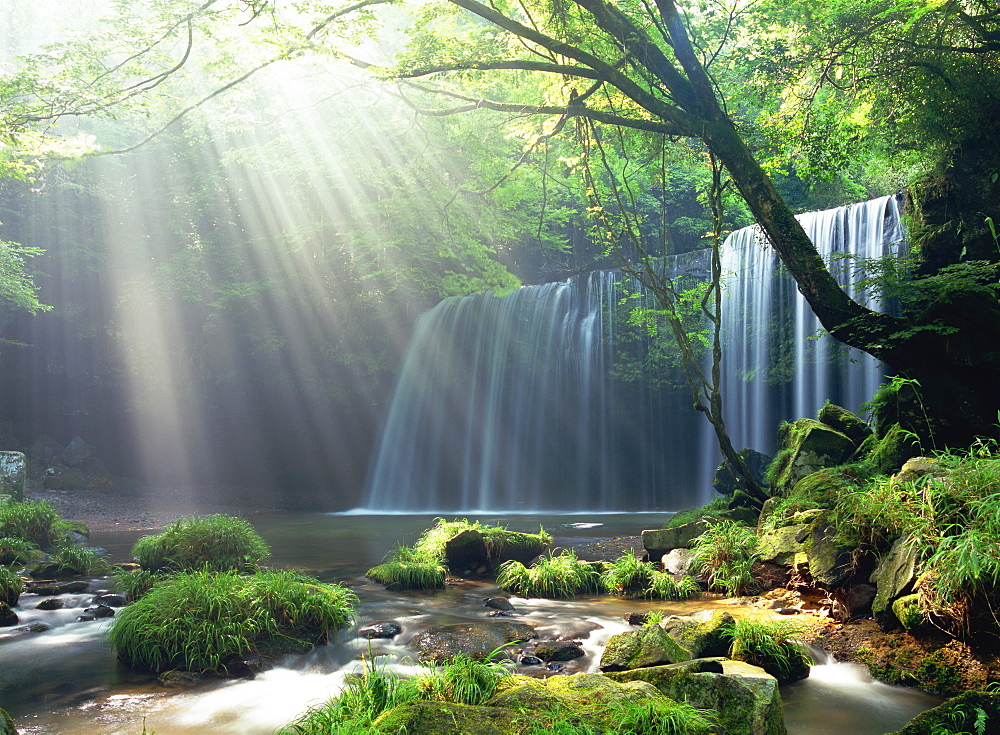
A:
689;520;758;596
0;500;60;548
366;545;446;590
646;572;701;601
50;544;104;576
600;553;700;601
420;652;514;705
106;568;357;672
131;514;270;572
723;618;811;681
0;566;22;606
605;697;716;735
496;549;601;598
115;569;159;601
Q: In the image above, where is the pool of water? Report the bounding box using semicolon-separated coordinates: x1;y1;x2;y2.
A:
0;513;941;733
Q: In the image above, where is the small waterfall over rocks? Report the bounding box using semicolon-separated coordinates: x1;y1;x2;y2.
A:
363;195;905;512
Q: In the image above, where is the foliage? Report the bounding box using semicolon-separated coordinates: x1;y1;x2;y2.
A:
106;568;357;673
115;569;159;602
50;544;104;576
0;499;60;549
600;552;700;601
0;236;48;313
496;549;601;598
366;545;447;590
130;514;270;573
689;521;759;596
662;495;730;530
412;518;551;563
0;565;22;606
0;536;37;565
418;652;514;706
723;618;811;681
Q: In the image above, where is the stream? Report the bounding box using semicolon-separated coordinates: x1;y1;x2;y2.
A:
0;513;942;734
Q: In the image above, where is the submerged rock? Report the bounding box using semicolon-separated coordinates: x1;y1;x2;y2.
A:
358;621;402;640
0;603;18;627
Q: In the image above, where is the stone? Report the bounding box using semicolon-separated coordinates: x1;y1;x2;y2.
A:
373;700;533;735
0;452;26;502
659;609;733;661
0;602;18;627
15;622;50;633
893;456;949;485
817;403;872;445
29;434;62;462
661;548;695;576
444;528;489;573
756;524;809;567
642;521;709;556
889;691;1000;735
35;598;64;611
870;533;921;626
484;597;516;611
82;604;114;618
831;583;877;622
804;518;854;588
408;621;535;662
358;621;402;639
891;594;928;631
92;594;127;608
61;437;94;467
600;609;732;672
770;419;857;492
159;670;208;688
532;641;585;661
607;659;787;735
712;448;773;495
869;423;921;475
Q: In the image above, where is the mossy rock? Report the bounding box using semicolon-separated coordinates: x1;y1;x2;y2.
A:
0;707;16;735
53;520;90;538
601;609;733;671
769;419;857;493
756;524;809;567
803;516;855;588
712;449;772;496
869;534;921;626
372;700;533;734
868;423;922;475
891;594;929;632
642;521;711;555
407;621;535;663
607;659;787;735
817;404;872;445
889;691;1000;734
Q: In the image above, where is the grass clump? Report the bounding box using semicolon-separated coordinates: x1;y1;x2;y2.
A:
496;549;600;598
50;544;105;576
0;500;60;548
0;566;22;606
131;514;270;573
723;617;811;681
600;552;700;601
690;520;759;596
366;545;446;590
106;568;357;673
0;536;38;565
115;569;159;601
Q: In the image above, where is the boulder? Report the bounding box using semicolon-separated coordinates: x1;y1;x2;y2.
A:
804;518;855;588
484;597;516;612
35;598;64;611
532;641;585;662
770;419;857;492
443;528;489;573
870;533;922;627
891;594;929;632
600;609;732;672
61;437;94;467
893;456;948;485
488;531;549;566
607;659;787;735
817;403;872;445
661;548;695;576
889;691;1000;735
358;621;402;639
0;451;26;501
0;602;18;627
869;424;921;475
408;621;535;662
29;434;62;463
642;521;709;556
712;449;773;495
756;524;809;567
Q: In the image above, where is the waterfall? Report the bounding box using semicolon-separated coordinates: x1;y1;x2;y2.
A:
362;195;905;512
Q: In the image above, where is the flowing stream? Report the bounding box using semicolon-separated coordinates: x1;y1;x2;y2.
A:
0;513;940;734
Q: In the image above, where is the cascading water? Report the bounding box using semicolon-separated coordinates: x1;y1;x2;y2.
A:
363;195;905;512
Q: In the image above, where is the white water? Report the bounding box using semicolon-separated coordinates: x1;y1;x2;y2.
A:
364;196;905;512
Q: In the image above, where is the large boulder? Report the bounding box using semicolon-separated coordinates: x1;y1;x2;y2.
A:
607;659;787;735
600;609;732;672
869;424;921;475
817;403;872;446
0;603;18;627
870;534;922;627
770;419;857;492
642;521;710;556
804;517;855;588
408;621;535;662
443;528;489;573
0;451;26;501
61;437;95;467
756;524;810;567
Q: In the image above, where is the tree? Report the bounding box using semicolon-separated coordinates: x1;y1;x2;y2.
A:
388;0;1000;447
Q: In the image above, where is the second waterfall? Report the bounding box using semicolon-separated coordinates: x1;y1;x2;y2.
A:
363;195;905;512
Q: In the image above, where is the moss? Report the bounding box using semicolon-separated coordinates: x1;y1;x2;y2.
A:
888;691;1000;735
788;467;862;507
868;423;922;475
373;700;532;735
891;594;928;631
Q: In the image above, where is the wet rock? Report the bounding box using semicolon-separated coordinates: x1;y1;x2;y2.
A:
15;622;51;633
35;598;64;611
0;451;26;501
889;691;1000;734
82;604;114;619
444;529;489;573
533;641;585;662
159;670;207;688
607;659;786;735
517;654;542;666
76;614;96;622
486;610;515;618
641;521;710;556
484;597;516;612
61;437;94;467
358;621;402;639
92;594;127;608
0;603;18;627
408;621;536;663
623;612;649;626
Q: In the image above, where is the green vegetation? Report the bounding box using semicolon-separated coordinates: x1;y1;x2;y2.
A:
50;544;104;576
0;500;60;549
689;521;759;596
0;566;21;606
115;569;158;602
367;519;550;590
600;553;700;601
496;549;601;598
131;515;270;573
106;568;357;673
723;618;811;681
0;536;38;565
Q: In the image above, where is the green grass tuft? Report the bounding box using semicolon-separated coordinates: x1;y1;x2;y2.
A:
496;549;600;598
131;514;270;573
689;520;759;596
0;536;38;565
723;617;811;680
0;565;22;606
600;552;701;601
0;500;60;549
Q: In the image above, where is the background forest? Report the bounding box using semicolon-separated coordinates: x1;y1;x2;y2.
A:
0;0;997;507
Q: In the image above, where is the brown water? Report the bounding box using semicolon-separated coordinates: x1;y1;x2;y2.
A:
0;513;941;734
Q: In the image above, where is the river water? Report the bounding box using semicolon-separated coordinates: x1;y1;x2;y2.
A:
0;513;941;734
